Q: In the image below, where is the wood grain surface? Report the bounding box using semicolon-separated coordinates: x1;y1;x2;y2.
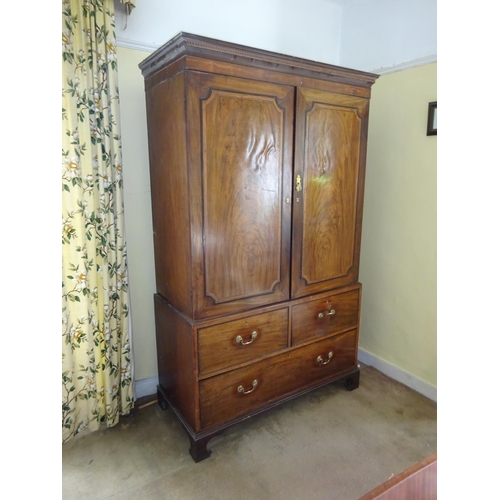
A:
292;288;360;345
292;88;369;298
199;329;357;429
358;454;437;500
198;308;288;376
187;72;294;319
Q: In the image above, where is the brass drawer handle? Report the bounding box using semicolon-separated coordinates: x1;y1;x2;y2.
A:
317;309;336;319
317;351;333;366
237;379;258;394
236;330;258;345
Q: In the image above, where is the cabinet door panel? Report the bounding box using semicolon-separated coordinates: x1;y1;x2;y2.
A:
292;88;369;298
187;73;294;318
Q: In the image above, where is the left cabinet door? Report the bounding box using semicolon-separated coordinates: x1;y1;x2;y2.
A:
186;72;295;319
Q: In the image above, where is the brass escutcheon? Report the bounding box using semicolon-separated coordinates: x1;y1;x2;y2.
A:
295;174;302;192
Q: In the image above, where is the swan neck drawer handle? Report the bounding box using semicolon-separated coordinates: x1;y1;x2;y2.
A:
237;380;258;394
236;330;258;345
317;309;336;319
317;351;334;366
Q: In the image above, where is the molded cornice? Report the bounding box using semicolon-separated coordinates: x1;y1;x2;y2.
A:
137;32;379;88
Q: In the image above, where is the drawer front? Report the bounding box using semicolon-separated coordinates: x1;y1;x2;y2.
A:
199;329;357;429
198;308;288;376
291;289;359;346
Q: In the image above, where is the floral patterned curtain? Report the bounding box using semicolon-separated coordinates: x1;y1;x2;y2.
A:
62;0;134;444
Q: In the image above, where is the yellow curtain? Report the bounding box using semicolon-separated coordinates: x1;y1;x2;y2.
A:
62;0;134;444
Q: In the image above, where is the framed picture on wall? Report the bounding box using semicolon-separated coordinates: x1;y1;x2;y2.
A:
427;101;437;136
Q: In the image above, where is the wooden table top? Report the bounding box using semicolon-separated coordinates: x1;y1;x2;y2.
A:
358;453;437;500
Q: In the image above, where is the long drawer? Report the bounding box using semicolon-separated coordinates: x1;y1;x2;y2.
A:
291;288;360;346
198;308;288;376
199;329;358;429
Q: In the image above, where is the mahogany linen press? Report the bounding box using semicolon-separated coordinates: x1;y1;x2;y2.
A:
139;32;378;462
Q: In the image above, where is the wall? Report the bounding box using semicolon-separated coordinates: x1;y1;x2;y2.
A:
340;0;437;72
358;62;437;398
116;46;157;386
114;0;343;65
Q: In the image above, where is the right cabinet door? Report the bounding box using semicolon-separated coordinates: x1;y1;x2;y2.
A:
291;87;369;299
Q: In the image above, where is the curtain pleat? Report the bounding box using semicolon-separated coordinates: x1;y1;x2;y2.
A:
62;0;134;444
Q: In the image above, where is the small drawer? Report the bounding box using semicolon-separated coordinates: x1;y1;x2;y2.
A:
291;289;360;346
198;308;288;376
199;329;358;429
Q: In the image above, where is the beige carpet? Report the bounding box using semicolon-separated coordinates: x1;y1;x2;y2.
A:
62;364;437;500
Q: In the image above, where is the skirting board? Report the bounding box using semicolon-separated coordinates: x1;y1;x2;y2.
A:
134;376;159;400
358;348;437;402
